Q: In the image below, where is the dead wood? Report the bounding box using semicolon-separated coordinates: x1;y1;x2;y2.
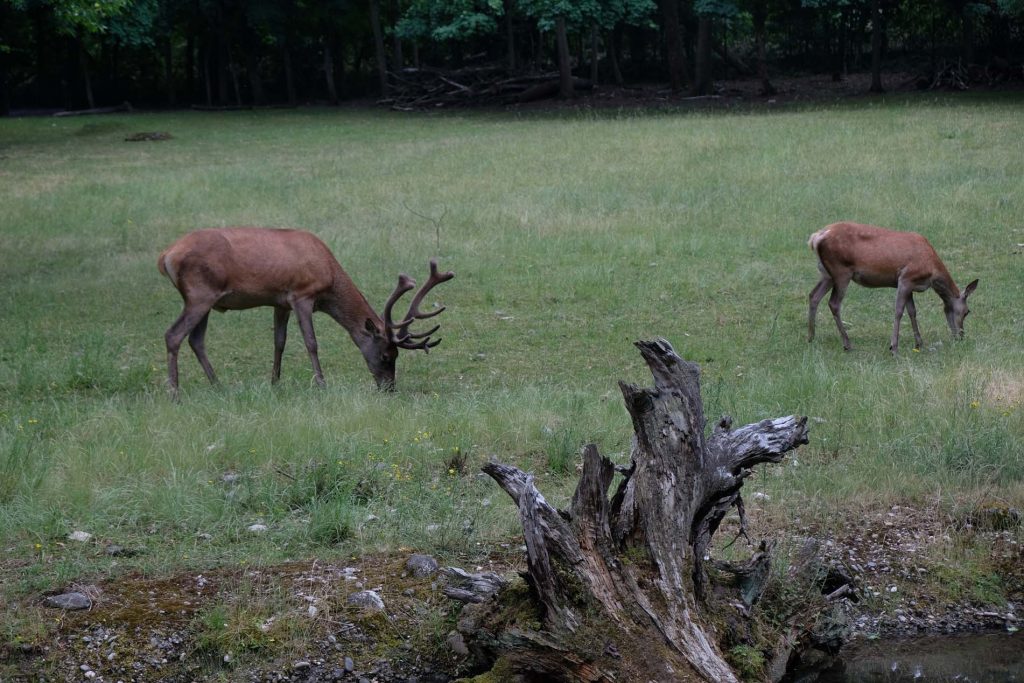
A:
457;338;809;682
380;65;593;109
53;102;132;117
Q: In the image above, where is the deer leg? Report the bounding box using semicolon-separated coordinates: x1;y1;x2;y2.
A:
890;283;914;354
292;299;325;387
827;275;852;351
905;294;923;350
808;274;833;343
272;306;290;383
165;303;214;395
187;312;219;385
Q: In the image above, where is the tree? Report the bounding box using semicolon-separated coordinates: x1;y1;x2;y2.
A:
868;0;883;91
459;340;810;681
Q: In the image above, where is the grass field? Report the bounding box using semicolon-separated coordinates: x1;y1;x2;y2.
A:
1;95;1022;638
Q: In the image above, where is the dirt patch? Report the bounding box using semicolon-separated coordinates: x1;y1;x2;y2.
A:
2;507;1020;681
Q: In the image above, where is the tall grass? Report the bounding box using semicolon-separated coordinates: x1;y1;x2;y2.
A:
1;95;1022;589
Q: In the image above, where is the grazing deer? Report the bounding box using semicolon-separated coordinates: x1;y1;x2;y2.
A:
158;227;454;394
808;222;978;353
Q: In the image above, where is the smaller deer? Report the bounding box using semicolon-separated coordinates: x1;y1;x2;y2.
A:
158;227;454;394
808;222;978;353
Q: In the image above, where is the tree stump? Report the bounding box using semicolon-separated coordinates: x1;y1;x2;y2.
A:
465;339;809;682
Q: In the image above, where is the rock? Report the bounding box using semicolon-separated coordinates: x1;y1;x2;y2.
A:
68;531;92;543
221;472;241;485
294;661;311;670
344;656;355;672
247;524;268;533
346;590;385;613
44;593;92;610
105;544;138;557
446;631;469;656
405;554;439;578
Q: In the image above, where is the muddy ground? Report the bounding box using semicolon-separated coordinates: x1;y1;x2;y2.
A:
3;499;1021;683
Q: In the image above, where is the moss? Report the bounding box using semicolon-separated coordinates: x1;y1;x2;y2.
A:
726;644;766;681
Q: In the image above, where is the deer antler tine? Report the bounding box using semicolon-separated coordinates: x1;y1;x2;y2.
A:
390;260;453;350
383;274;416;332
403;324;441;340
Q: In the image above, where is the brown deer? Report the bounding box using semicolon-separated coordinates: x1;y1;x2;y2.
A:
158;227;454;394
808;222;978;353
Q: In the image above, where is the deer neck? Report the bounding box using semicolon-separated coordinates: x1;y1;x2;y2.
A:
321;276;384;337
931;268;961;306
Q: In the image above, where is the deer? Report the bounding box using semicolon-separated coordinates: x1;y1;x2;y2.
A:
158;227;454;395
808;221;978;354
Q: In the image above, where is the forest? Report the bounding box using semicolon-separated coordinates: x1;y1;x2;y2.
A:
2;0;1024;113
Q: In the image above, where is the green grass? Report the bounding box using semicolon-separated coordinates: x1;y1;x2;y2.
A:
1;95;1023;598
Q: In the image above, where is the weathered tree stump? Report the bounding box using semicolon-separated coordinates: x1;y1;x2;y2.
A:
462;339;809;682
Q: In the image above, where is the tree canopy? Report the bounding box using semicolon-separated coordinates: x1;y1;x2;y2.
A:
1;0;1021;112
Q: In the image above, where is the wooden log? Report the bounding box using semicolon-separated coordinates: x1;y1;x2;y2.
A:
462;338;809;682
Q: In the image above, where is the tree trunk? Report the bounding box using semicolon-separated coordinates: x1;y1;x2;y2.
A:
185;34;195;103
589;22;599;85
244;31;265;105
389;0;403;68
323;38;338;105
609;26;623;85
163;37;175;106
960;5;975;65
555;16;573;99
869;0;884;93
78;40;95;109
753;0;775;95
368;0;389;96
0;59;9;116
503;0;516;70
462;339;810;682
282;41;296;105
694;15;713;95
660;0;687;92
216;30;230;105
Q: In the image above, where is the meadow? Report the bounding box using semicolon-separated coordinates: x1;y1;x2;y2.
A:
1;95;1022;638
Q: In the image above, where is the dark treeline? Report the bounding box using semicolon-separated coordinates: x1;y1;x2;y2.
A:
1;0;1023;114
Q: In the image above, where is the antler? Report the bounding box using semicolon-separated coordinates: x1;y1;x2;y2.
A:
384;260;455;351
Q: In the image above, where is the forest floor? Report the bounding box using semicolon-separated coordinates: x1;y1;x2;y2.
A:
493;69;1024;113
3;502;1020;682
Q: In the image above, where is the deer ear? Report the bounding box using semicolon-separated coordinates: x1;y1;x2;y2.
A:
364;318;377;334
963;279;979;299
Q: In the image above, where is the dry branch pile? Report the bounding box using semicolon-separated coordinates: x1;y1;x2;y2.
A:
380;66;592;110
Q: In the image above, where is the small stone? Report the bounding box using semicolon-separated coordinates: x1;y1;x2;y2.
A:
85;671;96;679
346;590;385;613
68;531;92;543
403;588;416;597
307;605;319;618
446;631;469;656
247;524;268;533
294;661;311;670
44;593;92;610
425;524;441;534
405;554;440;578
344;657;355;672
80;664;92;672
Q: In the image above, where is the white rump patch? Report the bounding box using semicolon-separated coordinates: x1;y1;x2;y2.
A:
163;255;179;287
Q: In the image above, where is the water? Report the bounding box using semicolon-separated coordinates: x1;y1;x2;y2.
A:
798;632;1024;682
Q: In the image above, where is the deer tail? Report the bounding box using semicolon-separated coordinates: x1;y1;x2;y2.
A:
157;249;179;288
807;228;830;253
